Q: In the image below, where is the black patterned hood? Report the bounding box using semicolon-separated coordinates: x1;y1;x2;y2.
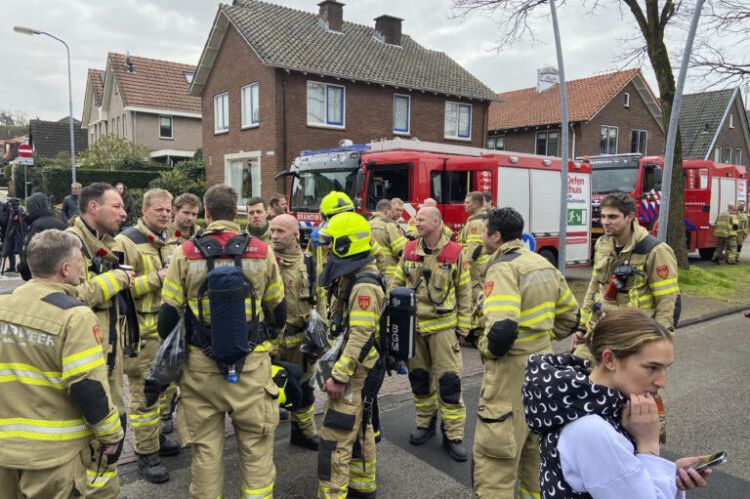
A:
523;353;627;433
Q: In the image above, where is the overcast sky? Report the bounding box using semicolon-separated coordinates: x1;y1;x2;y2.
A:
0;0;745;122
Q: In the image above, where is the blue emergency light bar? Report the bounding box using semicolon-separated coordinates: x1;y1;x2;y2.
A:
301;144;370;156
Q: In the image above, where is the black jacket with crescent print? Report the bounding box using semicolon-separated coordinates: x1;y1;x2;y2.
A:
522;354;632;499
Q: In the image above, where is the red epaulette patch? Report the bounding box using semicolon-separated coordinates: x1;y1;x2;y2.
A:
437;241;462;264
183;233;269;260
404;240;421;262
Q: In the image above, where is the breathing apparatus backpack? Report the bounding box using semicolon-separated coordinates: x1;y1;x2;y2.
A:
187;232;264;383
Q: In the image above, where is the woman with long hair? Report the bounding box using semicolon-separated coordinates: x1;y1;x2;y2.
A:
523;308;711;498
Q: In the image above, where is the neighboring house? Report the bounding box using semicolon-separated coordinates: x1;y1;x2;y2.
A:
487;68;664;159
189;0;496;203
679;88;750;165
28;118;87;160
81;53;202;165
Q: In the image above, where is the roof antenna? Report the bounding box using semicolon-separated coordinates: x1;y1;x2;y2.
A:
125;52;134;73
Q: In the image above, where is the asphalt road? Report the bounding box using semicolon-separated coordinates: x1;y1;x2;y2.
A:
120;311;750;498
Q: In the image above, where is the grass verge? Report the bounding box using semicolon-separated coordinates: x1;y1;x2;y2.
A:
677;263;750;304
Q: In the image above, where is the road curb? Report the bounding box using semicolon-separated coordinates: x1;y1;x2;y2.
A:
678;304;748;328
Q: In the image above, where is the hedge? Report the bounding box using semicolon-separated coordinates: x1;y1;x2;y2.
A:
11;165;165;201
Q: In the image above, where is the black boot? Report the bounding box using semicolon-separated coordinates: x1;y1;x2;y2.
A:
159;433;181;457
409;415;436;445
290;425;320;451
161;415;175;435
442;436;468;462
348;487;377;498
137;453;169;483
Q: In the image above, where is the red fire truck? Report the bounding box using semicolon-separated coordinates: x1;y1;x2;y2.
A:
587;153;748;258
282;138;592;266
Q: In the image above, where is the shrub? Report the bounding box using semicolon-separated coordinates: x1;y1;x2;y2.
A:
76;135;154;170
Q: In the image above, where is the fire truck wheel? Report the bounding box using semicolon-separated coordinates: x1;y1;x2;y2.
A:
539;248;557;268
698;247;715;260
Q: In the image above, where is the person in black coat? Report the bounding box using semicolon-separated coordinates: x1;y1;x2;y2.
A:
1;198;26;274
17;192;69;280
61;182;82;223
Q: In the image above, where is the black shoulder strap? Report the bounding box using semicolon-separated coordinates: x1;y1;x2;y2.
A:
192;235;223;271
304;253;317;305
353;271;386;292
224;233;252;267
68;230;91;259
632;235;660;255
489;249;521;268
41;292;86;310
121;227;149;245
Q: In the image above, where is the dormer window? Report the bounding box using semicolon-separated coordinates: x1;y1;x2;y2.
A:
184;72;194;84
624;92;630;109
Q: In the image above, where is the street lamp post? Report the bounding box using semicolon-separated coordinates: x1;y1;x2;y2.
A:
14;26;76;183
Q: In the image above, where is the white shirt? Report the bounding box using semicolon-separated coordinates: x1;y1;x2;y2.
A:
558;414;685;499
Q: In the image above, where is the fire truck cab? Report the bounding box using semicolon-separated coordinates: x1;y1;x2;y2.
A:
586;153;748;258
284;138;592;267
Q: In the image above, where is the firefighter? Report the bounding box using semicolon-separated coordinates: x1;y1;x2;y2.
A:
456;191;490;345
316;212;385;498
246;196;272;244
712;205;739;264
571;192;679;443
67;182;134;498
269;213;320;450
473;207;579;498
369;199;407;287
405;198;453;241
733;202;748;259
158;184;286;498
166;192;202;243
115;189;181;483
0;230;124;499
392;206;472;461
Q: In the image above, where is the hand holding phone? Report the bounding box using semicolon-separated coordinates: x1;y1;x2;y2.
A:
675;451;725;491
692;451;727;473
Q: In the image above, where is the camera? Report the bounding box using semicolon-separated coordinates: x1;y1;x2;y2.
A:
612;264;636;291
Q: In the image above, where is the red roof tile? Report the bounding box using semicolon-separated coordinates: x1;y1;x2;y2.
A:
87;68;104;106
109;53;200;114
489;68;642;131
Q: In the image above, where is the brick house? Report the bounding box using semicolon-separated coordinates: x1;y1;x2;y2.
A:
189;0;496;203
679;87;750;165
81;53;202;165
487;68;664;159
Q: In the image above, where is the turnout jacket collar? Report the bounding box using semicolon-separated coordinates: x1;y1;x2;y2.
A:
275;244;304;265
523;353;630;498
488;238;526;263
417;231;452;257
23;279;79;298
133;219;167;247
370;213;394;224
203;220;242;236
69;216;119;262
597;222;650;256
467;207;488;221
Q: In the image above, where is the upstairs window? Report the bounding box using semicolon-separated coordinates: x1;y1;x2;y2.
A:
307;81;345;127
487;135;505;150
241;83;260;128
624;92;631;109
159;116;173;139
444;101;472;140
631;129;647;154
214;92;229;133
600;125;618;154
393;94;410;134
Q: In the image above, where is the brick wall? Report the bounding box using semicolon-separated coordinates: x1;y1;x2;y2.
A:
491;80;665;159
200;22;489;199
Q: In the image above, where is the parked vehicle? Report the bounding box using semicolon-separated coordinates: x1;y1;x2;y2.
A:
281;138;592;266
585;153;748;258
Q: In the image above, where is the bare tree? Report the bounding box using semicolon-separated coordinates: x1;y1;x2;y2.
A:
691;1;750;87
454;0;690;267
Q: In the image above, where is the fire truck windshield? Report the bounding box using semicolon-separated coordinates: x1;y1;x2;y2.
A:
291;168;358;211
592;167;639;194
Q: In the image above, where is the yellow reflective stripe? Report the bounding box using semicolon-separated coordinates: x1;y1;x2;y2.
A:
440;406;466;420
519;301;555;327
458;271;471;287
93;411;122;438
335;355;356;377
580;309;592;323
385;265;398;276
0;417;91;441
290;404;315;425
134;275;150;295
520;486;542;499
262;279;283;303
86;469;117;488
253;340;273;353
161;278;184;303
0;363;64;388
349;311;379;327
485;294;521;305
139;314;158;334
413;393;437;408
241;481;274;498
418;315;457;332
128;409;160;428
370;241;382;255
93;273;117;301
62;346;105;380
457;315;472;328
556;288;573;306
651;285;679;297
392;236;407;252
319;485;348;497
476;254;490;264
517;329;551;343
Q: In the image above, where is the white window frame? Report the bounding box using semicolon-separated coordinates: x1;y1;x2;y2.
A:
444;101;472;141
624;92;631;109
714;146;722;162
224;151;262;207
729;113;735;129
159;115;173;139
535;130;560;156
306;80;346;129
393;94;411;135
122;114;127;139
214;92;229;134
723;147;733;163
600;125;619;154
241;82;260;129
735;148;742;165
631;129;648;155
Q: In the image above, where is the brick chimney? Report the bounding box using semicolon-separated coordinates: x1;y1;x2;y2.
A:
318;1;344;32
375;15;403;46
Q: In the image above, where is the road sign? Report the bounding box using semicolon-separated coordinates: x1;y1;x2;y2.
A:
18;144;32;158
15;157;33;166
521;232;537;252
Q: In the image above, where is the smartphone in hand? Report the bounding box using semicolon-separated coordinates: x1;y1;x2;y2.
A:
692;451;727;473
